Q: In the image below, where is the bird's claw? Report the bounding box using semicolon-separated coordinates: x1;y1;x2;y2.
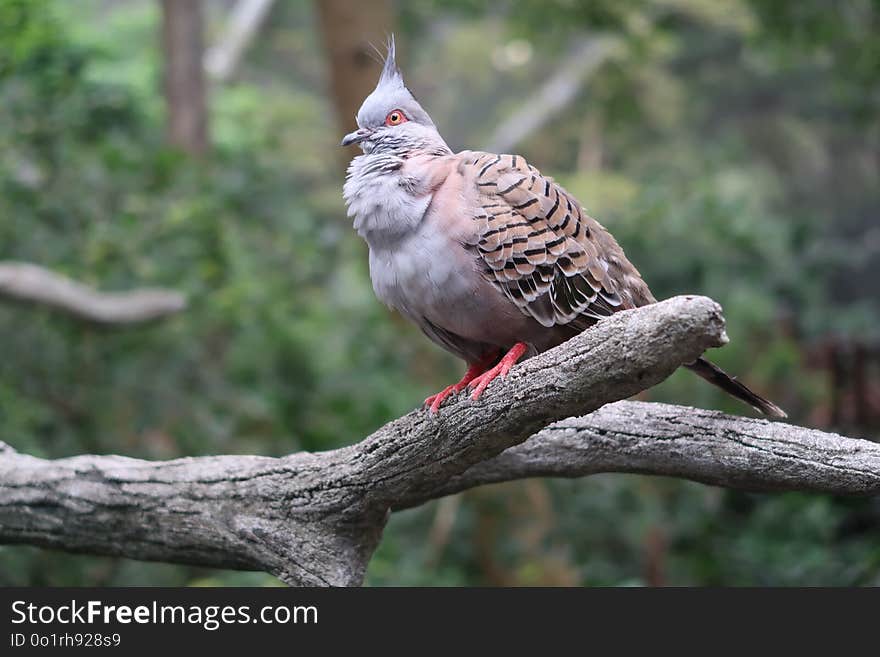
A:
467;362;509;400
424;384;458;415
467;342;528;400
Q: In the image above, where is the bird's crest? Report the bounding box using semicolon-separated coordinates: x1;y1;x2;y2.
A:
348;33;444;148
378;34;404;88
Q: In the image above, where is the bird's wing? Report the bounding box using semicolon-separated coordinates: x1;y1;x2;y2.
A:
459;151;654;330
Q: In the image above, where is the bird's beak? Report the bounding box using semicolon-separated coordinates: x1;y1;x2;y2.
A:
340;128;371;147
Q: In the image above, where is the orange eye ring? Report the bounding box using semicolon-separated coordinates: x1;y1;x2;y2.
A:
385;109;408;126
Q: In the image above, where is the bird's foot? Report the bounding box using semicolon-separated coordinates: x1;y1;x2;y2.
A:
424;384;460;415
468;342;528;400
424;350;500;414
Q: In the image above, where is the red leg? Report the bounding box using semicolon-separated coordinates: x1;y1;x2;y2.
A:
467;342;528;400
424;350;499;414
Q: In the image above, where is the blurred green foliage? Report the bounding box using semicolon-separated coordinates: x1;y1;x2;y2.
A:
0;0;878;586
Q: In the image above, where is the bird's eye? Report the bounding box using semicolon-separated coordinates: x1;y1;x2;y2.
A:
385;109;408;126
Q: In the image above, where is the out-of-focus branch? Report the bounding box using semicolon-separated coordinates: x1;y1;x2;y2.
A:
205;0;276;82
485;35;622;154
0;262;186;325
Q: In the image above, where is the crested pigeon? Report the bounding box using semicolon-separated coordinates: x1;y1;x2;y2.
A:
341;37;786;419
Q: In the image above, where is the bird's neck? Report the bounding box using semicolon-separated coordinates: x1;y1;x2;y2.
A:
343;150;452;248
370;131;453;158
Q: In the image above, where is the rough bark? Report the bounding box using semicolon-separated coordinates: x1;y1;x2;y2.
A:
161;0;209;155
0;262;186;325
0;296;874;586
407;400;880;509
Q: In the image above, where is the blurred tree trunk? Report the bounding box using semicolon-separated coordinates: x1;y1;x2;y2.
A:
315;0;393;150
161;0;209;155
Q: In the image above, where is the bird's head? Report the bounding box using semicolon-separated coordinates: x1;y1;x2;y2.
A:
341;36;449;156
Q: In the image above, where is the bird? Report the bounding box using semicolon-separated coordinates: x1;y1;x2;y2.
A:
341;37;786;419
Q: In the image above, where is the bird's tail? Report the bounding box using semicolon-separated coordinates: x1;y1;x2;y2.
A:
685;356;787;419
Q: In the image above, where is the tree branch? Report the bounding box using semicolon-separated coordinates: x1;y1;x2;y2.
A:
0;262;186;325
204;0;276;82
401;400;880;509
485;35;622;154
1;295;873;586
